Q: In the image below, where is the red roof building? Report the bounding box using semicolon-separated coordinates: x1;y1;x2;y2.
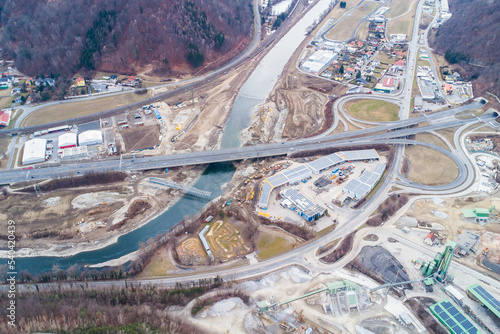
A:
382;77;394;87
395;59;405;66
0;109;11;127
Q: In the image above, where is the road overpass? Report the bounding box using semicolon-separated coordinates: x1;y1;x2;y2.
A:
0;109;495;185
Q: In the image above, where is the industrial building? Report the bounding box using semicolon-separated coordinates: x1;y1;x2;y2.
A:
78;130;103;146
418;79;436;100
60;146;88;160
258;149;380;209
429;299;481;334
301;50;337;75
58;132;78;149
22;138;47;165
462;208;490;224
467;283;500;319
342;163;385;200
456;231;479;255
374;77;398;93
199;224;214;262
420;241;456;282
280;188;326;221
259;164;312;209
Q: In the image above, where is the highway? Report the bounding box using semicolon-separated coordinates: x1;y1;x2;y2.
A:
2;0;498;304
0;0;269;137
0;103;494;184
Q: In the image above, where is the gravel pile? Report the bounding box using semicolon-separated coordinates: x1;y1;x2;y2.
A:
259;273;278;287
243;312;265;334
71;192;124;209
42;197;61;208
431;222;445;231
431;210;449;220
236;281;259;291
396;216;418;228
280;266;311;283
432;198;445;206
204;297;246;317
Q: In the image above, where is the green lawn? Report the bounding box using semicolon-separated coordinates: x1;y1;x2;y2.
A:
386;0;415;19
256;233;294;260
346;99;399;122
22;92;149;127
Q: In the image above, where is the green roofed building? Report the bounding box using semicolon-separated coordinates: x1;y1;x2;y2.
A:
327;280;360;294
462;208;490;224
467;283;500;319
430;299;481;334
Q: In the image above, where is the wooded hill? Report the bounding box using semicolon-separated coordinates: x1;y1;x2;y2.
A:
0;0;254;77
430;0;500;96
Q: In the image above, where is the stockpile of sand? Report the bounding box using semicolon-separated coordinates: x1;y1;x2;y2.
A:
42;197;61;208
480;231;500;264
71;192;125;209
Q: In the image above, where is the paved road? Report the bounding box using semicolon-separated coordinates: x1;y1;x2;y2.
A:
0;0;266;136
0;105;493;184
2;0;497;297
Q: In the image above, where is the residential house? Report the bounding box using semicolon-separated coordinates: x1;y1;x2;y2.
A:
424;232;438;246
76;77;85;87
44;78;55;87
444;83;454;95
394;59;405;70
395;51;405;59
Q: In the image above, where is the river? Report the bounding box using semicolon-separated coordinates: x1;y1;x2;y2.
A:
12;0;335;274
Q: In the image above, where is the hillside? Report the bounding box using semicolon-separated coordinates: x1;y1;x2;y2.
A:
430;0;500;96
0;0;254;77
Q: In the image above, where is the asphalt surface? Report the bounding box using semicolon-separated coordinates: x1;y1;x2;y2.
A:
0;104;492;185
1;0;497;297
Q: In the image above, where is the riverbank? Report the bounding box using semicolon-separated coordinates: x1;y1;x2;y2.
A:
0;167;205;259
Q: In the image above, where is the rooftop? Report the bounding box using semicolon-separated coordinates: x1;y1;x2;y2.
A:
429;299;481;334
467;283;500;319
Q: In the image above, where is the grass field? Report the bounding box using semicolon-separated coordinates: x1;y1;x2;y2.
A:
136;247;178;278
0;154;8;170
0;96;12;109
325;2;379;41
414;133;449;151
374;53;397;66
256;232;294;260
0;135;9;170
405;145;458;185
355;20;370;40
16;147;22;167
0;135;10;156
435;128;457;149
22;92;149;127
430;51;450;81
385;0;415;19
386;0;418;39
120;125;160;152
346;99;399;121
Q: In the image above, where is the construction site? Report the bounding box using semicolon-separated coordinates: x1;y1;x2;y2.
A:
185;228;500;334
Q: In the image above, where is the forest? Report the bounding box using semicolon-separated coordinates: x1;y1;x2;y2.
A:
430;0;500;96
0;278;228;333
0;0;254;77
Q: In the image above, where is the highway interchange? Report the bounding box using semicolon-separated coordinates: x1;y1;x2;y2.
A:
1;0;499;298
